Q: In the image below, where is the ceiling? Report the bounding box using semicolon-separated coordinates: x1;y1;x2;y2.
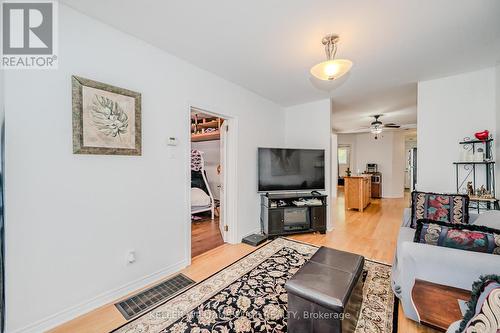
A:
331;84;417;133
61;0;500;130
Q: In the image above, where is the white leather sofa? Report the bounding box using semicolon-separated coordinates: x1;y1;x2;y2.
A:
391;209;500;322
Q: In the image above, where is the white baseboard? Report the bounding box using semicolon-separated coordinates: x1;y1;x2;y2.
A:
10;259;189;333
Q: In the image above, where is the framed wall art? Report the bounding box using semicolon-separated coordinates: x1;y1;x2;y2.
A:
72;76;142;155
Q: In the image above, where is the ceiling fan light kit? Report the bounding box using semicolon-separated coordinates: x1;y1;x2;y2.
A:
367;115;402;139
310;34;353;81
370;115;383;135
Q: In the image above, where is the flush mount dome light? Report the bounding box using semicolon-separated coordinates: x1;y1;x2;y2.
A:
310;34;352;81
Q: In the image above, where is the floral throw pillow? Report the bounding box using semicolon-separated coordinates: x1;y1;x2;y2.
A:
457;275;500;333
410;191;469;228
414;219;500;255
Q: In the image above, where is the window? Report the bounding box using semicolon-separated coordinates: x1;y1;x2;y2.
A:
338;146;350;165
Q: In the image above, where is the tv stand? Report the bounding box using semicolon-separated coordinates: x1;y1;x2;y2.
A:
260;193;327;238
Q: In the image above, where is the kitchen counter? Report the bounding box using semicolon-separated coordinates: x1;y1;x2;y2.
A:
344;175;371;211
344;175;371;178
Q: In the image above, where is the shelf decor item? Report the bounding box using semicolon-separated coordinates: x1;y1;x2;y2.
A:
474;130;490;141
72;76;142;156
467;182;474;196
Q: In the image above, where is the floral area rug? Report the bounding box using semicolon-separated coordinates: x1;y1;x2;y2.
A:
113;238;396;333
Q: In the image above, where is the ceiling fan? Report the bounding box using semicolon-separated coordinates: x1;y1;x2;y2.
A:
368;115;400;139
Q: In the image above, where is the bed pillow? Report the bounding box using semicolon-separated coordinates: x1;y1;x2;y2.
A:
414;219;500;255
410;191;469;228
457;275;500;333
191;187;211;207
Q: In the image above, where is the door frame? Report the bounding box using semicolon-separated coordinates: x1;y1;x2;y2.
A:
185;104;238;263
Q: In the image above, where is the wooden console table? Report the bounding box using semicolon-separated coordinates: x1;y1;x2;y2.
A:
412;279;471;332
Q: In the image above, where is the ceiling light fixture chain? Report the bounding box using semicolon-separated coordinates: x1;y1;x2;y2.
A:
322;34;339;60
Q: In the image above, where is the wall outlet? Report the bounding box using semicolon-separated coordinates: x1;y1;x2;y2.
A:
127;250;136;264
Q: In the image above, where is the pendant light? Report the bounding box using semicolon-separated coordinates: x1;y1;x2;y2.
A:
310;34;352;81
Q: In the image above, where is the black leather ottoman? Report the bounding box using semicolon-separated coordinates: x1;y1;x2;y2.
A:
285;247;365;333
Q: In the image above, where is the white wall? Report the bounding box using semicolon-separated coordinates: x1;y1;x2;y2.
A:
354;132;405;198
284;99;332;229
191;140;221;200
337;132;406;198
417;68;497;194
3;5;285;332
331;133;338;198
391;132;406;197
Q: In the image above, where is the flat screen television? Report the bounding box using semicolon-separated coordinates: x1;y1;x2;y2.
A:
258;148;325;192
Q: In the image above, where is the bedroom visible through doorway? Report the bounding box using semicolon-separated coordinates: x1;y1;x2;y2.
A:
190;107;228;257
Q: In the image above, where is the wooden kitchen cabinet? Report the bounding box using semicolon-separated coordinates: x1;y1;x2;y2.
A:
344;175;371;212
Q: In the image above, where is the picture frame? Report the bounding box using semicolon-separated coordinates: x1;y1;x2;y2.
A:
72;75;142;156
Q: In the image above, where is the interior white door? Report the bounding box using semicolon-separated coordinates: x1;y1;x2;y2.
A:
219;121;228;241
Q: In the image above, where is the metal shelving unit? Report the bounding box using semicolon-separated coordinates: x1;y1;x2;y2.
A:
454;138;499;212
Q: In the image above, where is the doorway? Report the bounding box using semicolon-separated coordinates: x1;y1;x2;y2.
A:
189;107;230;258
337;144;352;187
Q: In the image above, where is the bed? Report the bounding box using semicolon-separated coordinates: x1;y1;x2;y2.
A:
191;149;215;220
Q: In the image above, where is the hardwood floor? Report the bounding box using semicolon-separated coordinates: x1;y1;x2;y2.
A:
191;217;224;258
50;189;438;333
291;187;404;264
